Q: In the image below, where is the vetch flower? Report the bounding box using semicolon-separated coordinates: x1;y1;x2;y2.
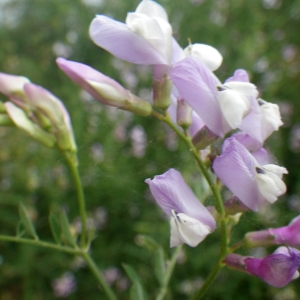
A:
56;58;152;116
89;0;176;66
245;215;300;248
145;168;216;247
213;138;287;211
224;247;300;288
171;57;258;137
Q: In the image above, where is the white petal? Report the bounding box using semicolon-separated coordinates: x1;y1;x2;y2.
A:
262;164;288;176
224;82;259;98
135;0;168;21
126;13;172;63
184;43;223;71
87;80;125;103
255;165;287;203
218;88;251;129
292;271;299;280
170;210;211;248
259;99;283;140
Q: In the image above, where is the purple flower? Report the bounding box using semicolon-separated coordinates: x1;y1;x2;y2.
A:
56;58;152;116
224;247;300;288
213;138;287;211
171;57;258;137
145;168;216;247
270;215;300;247
89;0;179;66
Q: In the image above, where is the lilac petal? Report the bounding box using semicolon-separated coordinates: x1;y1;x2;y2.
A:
145;168;216;230
56;58;130;106
89;15;168;65
245;247;300;288
213;139;263;211
271;216;300;247
225;69;250;83
172;38;185;64
171;57;229;137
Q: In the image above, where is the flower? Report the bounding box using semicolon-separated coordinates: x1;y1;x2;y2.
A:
245;215;300;248
89;0;177;66
56;58;152;116
171;57;258;137
224;247;300;288
145;168;216;247
213;138;287;211
0;73;76;151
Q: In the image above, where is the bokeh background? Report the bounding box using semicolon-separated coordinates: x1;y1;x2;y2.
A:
0;0;300;299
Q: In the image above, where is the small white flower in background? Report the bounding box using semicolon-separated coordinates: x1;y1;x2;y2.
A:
52;272;76;298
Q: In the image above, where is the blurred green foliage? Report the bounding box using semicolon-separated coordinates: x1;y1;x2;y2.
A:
0;0;300;299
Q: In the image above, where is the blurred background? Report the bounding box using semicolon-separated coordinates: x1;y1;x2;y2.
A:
0;0;300;299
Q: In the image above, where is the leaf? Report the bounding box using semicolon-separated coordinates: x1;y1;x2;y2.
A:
122;263;149;300
154;246;166;286
49;213;61;245
16;221;25;238
18;203;38;239
59;210;76;247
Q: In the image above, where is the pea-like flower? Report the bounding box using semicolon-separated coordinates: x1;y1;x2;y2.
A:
224;247;300;288
171;57;258;137
145;168;216;247
213;138;287;211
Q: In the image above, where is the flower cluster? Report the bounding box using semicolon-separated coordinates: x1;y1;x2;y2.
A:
0;0;297;292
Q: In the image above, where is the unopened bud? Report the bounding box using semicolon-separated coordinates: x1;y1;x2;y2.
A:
5;102;56;148
224;196;249;215
177;99;192;129
192;125;218;149
244;230;276;248
152;75;172;110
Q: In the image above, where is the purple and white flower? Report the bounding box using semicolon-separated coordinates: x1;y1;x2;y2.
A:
224;247;300;288
213;138;287;211
56;58;152;116
171;57;258;137
145;168;216;247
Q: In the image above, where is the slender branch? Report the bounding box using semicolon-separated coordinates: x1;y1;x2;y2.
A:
152;111;229;299
0;235;80;255
63;151;87;248
82;252;117;300
156;245;183;300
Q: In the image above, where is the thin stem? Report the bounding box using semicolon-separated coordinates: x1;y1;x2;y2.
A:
63;151;87;249
0;235;80;255
156;245;183;300
82;252;117;300
153;111;229;299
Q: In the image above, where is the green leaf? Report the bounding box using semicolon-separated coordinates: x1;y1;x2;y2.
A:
154;246;166;286
122;263;149;300
18;203;38;239
59;210;76;247
49;213;61;245
16;221;25;238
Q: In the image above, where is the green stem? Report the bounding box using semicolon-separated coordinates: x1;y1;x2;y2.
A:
63;151;87;249
156;245;183;300
82;252;117;300
0;235;80;255
152;111;229;299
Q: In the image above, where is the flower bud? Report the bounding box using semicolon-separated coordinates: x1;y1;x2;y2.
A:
192;125;219;149
176;99;192;129
152;75;172;110
5;102;56;148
